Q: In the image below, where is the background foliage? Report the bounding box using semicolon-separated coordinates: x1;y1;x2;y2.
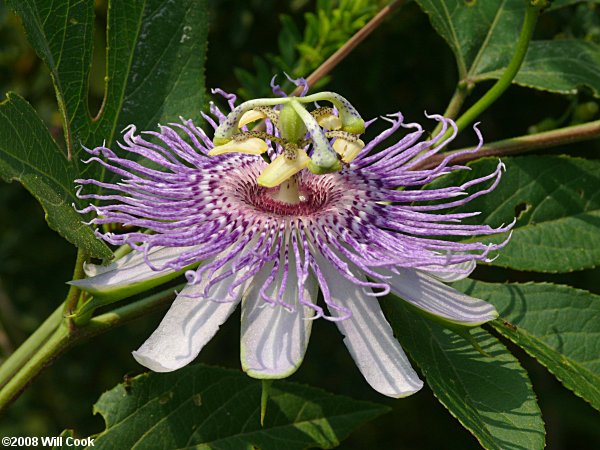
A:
1;0;600;449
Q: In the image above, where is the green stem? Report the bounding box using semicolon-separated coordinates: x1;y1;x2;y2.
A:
0;324;69;410
63;248;88;317
1;247;88;387
450;1;543;137
0;303;63;391
0;285;179;412
261;379;273;426
112;242;133;260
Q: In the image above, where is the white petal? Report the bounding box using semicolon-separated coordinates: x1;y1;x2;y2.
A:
385;268;498;325
319;262;423;398
71;246;197;295
240;256;317;379
132;261;251;372
421;259;476;282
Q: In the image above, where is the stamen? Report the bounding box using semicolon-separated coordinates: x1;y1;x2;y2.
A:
257;150;310;188
312;107;342;130
332;137;365;163
208;137;268;156
238;107;280;128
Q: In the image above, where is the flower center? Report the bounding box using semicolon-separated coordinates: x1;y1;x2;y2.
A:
227;164;338;218
268;176;304;205
254;177;327;217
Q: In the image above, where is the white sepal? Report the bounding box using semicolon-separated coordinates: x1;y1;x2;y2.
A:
71;246;197;296
420;260;477;282
132;257;252;372
385;268;498;326
319;260;424;398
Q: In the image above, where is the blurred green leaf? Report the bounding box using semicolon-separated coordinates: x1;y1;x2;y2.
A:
428;156;600;272
56;364;389;450
384;297;545;450
415;0;600;97
237;0;380;99
548;0;600;10
0;93;111;258
3;0;208;254
455;280;600;412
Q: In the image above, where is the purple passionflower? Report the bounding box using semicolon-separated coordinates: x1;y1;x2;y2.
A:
72;79;512;398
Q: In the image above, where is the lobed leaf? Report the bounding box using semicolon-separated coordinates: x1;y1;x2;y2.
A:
55;364;389;450
383;297;545;450
455;280;600;412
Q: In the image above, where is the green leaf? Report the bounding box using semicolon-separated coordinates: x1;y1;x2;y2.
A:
9;0;208;178
4;0;208;253
415;0;600;97
428;155;600;272
414;0;525;81
383;298;545;450
477;39;600;98
0;93;111;259
455;280;600;413
6;0;94;161
105;0;208;154
56;364;389;450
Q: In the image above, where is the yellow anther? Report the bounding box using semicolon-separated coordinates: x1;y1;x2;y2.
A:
332;138;365;163
238;110;268;128
317;114;342;131
208;138;268;156
257;150;310;188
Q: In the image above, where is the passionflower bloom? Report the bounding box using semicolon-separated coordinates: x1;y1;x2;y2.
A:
72;78;512;398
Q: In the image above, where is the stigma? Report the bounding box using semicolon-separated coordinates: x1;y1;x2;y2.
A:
208;90;365;188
